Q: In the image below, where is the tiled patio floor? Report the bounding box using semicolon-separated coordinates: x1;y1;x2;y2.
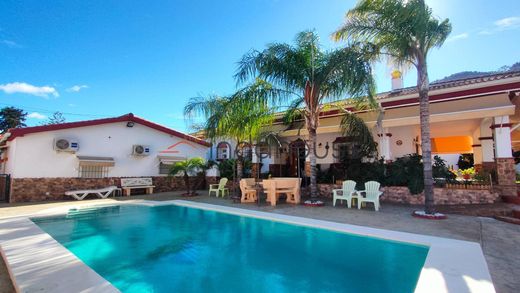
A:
1;191;519;293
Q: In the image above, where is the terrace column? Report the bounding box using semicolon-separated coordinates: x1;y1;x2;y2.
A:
472;127;483;172
251;146;260;179
492;116;516;197
480;118;495;171
378;129;392;163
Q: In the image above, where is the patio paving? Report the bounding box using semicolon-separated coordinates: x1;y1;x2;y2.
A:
1;191;519;293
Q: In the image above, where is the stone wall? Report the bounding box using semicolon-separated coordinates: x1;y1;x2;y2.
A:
314;184;500;205
495;157;516;196
9;176;208;203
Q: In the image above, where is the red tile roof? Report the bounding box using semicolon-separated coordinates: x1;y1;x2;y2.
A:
379;70;520;100
5;113;211;147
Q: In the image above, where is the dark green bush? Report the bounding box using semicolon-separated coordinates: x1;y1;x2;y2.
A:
385;154;424;194
432;155;456;187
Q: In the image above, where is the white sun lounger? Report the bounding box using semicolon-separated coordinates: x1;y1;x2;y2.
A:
65;186;120;200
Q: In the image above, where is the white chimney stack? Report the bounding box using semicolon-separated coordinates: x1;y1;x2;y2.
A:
391;70;403;91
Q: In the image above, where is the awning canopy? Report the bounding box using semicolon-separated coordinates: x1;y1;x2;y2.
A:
77;156;115;167
158;155;186;164
431;136;473;154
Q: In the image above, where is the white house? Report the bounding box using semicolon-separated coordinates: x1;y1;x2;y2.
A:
0;113;211;202
205;70;520;198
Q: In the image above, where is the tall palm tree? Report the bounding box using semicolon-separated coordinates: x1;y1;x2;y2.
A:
235;30;375;198
169;157;206;196
184;80;276;182
333;0;452;214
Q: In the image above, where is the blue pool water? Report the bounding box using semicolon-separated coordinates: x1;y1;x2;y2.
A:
32;204;428;293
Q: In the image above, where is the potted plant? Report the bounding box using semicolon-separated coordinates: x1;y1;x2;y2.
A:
169;157;206;197
460;167;475;180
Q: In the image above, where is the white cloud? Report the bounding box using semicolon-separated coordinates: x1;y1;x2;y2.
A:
494;16;520;29
1;39;21;48
479;16;520;35
66;85;88;92
0;82;59;98
27;112;47;120
447;33;469;42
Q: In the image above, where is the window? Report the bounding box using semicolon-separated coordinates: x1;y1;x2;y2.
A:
77;156;114;178
333;137;361;163
216;142;230;160
78;165;110;178
159;162;172;175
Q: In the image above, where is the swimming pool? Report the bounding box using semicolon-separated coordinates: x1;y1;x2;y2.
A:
32;203;428;293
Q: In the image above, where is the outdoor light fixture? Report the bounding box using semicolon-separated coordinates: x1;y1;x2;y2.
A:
126;122;135;128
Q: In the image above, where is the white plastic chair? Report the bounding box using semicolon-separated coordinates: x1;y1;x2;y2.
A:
357;181;383;211
209;178;229;197
332;180;357;208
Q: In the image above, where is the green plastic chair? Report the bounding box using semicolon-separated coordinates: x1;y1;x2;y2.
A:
332;180;357;208
209;178;229;197
357;181;383;211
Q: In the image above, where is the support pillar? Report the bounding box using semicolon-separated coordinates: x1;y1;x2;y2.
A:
378;130;392;163
480;118;496;171
472;127;483;172
492;116;516;196
251;146;260;179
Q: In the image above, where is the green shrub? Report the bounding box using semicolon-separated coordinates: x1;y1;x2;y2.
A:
386;154;424;194
432;155;456;187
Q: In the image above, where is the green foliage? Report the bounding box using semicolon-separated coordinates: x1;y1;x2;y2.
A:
386;154;424;194
0;107;27;133
432;155;456;186
342;159;386;189
169;157;206;195
457;154;474;170
473;169;497;184
41;111;66;125
216;159;253;179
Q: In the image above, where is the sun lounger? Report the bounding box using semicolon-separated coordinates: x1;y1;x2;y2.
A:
65;185;120;200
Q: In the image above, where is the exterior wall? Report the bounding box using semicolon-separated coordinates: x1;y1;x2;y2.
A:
314;184;499;205
388;125;419;159
10;176;208;202
5;122;208;178
495;157;516;196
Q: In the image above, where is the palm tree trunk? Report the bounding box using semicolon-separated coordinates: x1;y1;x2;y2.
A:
308;128;318;198
184;173;191;195
236;157;243;181
417;56;435;214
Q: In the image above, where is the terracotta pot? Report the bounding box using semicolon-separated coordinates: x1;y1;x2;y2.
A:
462;174;471;180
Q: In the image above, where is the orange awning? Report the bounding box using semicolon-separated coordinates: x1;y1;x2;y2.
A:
431;136;473;154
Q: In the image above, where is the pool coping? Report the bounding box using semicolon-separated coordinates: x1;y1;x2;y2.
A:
0;199;495;293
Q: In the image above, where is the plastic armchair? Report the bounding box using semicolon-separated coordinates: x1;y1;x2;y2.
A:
357;181;383;211
332;180;357;208
209;178;229;197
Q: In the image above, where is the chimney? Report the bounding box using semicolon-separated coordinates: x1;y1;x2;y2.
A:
391;70;403;92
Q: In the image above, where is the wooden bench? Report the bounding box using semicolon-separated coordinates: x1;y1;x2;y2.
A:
121;178;155;196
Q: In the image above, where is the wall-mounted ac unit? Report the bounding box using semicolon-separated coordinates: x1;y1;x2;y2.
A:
54;138;79;152
132;145;151;156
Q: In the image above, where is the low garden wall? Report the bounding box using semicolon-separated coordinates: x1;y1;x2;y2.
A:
9;176;212;203
314;184;500;205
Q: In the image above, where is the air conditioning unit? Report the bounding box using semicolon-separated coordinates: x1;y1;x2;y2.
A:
132;145;151;156
54;138;79;152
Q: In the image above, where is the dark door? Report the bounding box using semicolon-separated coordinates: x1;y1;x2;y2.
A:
0;174;11;202
289;139;306;178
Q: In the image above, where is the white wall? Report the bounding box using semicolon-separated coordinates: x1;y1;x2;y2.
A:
6;122;208;178
388;125;419;159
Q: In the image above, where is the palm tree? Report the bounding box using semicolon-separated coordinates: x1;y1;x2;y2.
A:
169;157;206;196
333;0;452;214
184;80;276;183
235;30;375;198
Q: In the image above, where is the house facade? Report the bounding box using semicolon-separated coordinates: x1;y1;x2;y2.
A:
0;113;210;202
207;70;520;199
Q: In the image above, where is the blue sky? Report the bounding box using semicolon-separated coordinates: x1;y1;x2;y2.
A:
0;0;519;132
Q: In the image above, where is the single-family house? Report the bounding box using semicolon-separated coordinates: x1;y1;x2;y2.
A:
0;113;211;202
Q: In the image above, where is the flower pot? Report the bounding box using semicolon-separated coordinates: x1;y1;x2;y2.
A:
462;174;471;180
